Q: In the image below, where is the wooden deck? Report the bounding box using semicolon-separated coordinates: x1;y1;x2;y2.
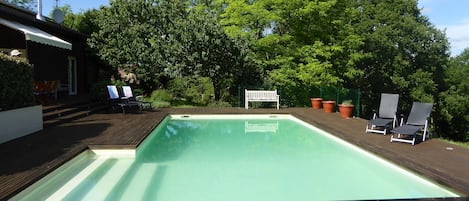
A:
1;107;468;200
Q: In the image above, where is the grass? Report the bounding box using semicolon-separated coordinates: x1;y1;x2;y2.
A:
437;138;469;149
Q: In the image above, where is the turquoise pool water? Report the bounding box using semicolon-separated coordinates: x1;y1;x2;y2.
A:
12;115;459;201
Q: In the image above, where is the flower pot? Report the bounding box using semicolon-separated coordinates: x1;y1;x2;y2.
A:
339;104;354;118
310;98;323;109
322;101;336;113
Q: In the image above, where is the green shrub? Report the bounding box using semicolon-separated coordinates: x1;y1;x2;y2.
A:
90;80;112;101
208;101;232;108
167;77;214;105
150;89;173;102
152;101;171;108
0;53;34;110
436;51;469;142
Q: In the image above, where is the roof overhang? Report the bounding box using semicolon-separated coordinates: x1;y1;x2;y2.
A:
0;18;72;50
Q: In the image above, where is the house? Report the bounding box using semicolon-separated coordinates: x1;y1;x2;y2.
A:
0;1;100;98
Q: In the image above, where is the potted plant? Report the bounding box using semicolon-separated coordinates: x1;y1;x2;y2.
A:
339;100;354;118
322;100;336;113
310;98;323;109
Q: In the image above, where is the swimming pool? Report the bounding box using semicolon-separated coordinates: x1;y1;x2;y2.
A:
12;114;459;200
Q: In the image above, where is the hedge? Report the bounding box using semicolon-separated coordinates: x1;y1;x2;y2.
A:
0;53;34;110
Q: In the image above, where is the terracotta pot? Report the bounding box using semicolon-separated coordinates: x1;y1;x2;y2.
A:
310;98;323;109
322;101;336;113
339;104;354;118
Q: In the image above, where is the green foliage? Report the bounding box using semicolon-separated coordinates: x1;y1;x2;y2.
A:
89;80;112;102
61;8;101;36
342;100;353;105
437;49;469;141
207;101;232;108
219;0;365;106
150;89;173;102
88;0;259;100
0;53;34;110
82;0;462;141
147;89;173;108
167;77;214;105
354;0;448;116
5;0;35;11
88;0;189;91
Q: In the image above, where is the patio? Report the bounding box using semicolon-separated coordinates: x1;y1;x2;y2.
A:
0;107;468;200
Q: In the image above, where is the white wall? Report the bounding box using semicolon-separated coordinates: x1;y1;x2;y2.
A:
0;105;43;144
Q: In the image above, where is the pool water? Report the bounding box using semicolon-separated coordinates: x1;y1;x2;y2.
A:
12;115;459;201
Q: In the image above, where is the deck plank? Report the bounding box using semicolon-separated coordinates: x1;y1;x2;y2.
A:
0;108;468;200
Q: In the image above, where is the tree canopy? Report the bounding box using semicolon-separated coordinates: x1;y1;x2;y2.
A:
68;0;465;141
88;0;259;101
5;0;35;11
438;49;469;141
353;0;449;113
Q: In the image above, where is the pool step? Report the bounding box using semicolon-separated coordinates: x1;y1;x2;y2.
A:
118;163;159;201
45;157;109;201
80;159;134;200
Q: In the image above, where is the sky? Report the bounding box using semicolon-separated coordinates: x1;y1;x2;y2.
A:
42;0;109;15
41;0;469;57
418;0;469;56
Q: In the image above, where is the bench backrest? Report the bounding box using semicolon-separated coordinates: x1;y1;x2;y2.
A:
245;90;278;100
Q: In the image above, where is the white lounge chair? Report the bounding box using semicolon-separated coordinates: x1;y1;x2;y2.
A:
107;85;140;114
122;86;152;110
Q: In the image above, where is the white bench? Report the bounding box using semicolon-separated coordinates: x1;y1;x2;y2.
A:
245;89;280;109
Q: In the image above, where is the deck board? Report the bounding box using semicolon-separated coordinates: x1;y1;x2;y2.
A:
0;108;468;200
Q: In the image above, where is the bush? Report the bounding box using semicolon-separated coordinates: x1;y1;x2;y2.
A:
437;53;469;142
152;101;171;108
0;53;34;110
150;89;173;102
90;80;112;102
167;77;214;105
208;101;232;108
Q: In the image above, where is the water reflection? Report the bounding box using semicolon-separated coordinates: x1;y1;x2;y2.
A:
244;120;279;134
137;120;203;163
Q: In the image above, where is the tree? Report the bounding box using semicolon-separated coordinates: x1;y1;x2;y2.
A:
88;0;188;91
182;8;261;100
438;49;469;141
218;0;365;106
353;0;449;117
60;8;100;36
88;0;259;101
5;0;36;11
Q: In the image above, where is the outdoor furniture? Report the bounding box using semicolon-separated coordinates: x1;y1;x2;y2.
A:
107;85;140;114
121;86;152;110
245;89;280;109
34;80;59;104
390;102;433;145
365;93;399;135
